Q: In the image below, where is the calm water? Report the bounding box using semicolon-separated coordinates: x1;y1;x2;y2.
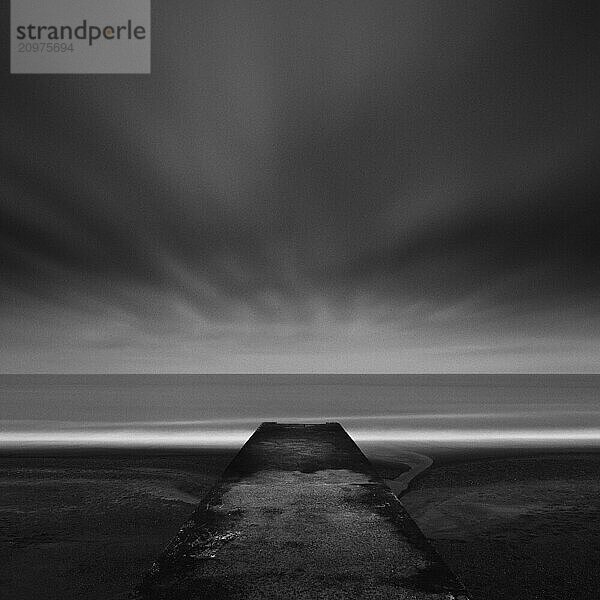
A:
1;374;599;450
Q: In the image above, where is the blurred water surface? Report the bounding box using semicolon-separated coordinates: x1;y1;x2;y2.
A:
1;374;599;450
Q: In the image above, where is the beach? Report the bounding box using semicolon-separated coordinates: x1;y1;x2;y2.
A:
400;452;600;600
2;375;600;598
2;448;600;599
0;451;235;600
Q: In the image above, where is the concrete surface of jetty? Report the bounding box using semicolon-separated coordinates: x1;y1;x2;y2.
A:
134;422;471;599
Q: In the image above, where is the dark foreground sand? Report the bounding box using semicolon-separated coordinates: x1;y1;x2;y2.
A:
2;449;599;599
0;451;236;600
400;452;600;600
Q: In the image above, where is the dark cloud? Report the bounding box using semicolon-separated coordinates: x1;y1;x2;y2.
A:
1;1;599;372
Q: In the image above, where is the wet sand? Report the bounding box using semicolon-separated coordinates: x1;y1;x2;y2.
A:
0;451;236;600
3;446;599;600
400;452;600;600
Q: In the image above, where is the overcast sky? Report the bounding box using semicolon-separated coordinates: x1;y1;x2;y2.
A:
1;1;599;373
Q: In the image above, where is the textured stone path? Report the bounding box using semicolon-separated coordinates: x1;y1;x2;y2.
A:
134;423;471;599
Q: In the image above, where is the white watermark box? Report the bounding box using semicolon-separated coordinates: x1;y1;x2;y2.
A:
11;0;150;73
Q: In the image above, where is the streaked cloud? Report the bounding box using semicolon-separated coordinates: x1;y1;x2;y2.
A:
1;1;598;372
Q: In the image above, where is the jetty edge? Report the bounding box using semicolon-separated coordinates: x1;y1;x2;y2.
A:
133;422;472;599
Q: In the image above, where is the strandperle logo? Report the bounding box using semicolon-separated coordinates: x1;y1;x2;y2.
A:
15;19;148;47
11;0;150;73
